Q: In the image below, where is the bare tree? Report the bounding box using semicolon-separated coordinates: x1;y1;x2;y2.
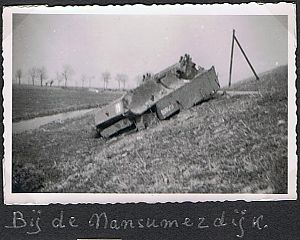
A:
28;67;38;86
89;76;95;88
116;74;122;90
15;69;22;85
116;73;128;90
26;74;31;85
56;72;63;86
121;75;128;89
61;65;74;87
37;67;47;86
81;74;87;88
102;71;111;89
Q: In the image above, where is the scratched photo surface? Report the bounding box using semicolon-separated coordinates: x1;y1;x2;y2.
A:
11;13;288;194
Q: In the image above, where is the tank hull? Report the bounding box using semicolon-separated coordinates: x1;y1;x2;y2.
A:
94;55;220;138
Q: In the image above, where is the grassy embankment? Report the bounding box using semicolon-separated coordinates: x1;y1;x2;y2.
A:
12;65;288;193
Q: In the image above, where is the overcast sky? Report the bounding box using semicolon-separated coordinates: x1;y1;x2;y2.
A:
13;14;288;88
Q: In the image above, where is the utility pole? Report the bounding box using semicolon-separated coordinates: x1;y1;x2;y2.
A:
228;29;259;87
228;29;235;87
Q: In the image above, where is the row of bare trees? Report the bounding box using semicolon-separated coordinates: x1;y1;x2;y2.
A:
27;67;47;86
115;73;128;90
15;67;47;87
80;74;95;88
100;72;128;90
15;67;129;89
80;71;128;90
15;65;74;87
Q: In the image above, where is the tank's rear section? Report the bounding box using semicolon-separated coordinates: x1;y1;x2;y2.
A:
94;54;220;138
156;66;219;120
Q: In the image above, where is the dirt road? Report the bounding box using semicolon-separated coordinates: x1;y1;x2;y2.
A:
13;108;96;134
218;90;260;96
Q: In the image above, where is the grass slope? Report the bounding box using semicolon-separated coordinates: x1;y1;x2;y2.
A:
12;66;288;193
12;85;123;122
228;65;288;96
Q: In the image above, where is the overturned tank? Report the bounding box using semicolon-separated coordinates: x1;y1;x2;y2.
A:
94;54;220;138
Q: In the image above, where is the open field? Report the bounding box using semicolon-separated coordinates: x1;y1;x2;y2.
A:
12;66;288;193
12;85;123;122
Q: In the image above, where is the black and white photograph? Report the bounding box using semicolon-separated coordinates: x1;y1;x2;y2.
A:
2;4;297;204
